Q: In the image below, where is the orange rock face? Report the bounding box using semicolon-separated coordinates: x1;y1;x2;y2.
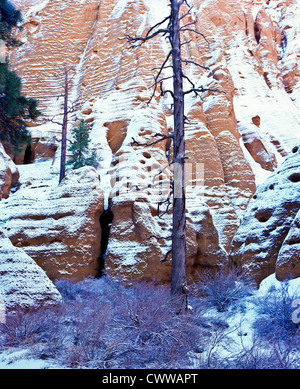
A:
5;0;300;283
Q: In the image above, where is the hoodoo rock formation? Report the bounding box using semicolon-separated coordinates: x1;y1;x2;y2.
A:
0;0;299;285
230;145;300;284
0;164;104;281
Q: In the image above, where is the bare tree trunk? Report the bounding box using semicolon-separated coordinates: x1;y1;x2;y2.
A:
125;0;215;313
59;65;69;184
170;0;187;313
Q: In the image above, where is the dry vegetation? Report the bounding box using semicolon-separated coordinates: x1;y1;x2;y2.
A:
0;270;299;369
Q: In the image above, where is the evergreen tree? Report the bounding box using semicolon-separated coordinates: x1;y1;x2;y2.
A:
0;0;22;47
67;120;97;170
0;63;40;151
0;0;40;153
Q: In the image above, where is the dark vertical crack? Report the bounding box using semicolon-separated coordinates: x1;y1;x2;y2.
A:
97;208;114;277
23;144;33;164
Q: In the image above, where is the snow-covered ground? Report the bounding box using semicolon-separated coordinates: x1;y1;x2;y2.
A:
0;349;60;369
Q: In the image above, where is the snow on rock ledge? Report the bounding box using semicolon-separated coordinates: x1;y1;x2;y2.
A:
0;227;61;311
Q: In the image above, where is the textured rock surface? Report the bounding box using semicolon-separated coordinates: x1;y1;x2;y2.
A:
229;145;300;283
276;209;300;281
0;164;104;281
0;144;19;201
6;0;300;282
0;227;61;311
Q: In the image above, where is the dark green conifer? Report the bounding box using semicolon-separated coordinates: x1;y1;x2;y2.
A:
67;120;97;170
0;0;22;47
0;0;40;153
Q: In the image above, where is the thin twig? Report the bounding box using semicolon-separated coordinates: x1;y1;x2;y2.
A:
131;132;173;147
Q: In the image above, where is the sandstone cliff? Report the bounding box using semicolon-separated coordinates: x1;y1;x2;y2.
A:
2;0;299;283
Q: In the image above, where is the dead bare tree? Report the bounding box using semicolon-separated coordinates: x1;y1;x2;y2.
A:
125;0;219;313
45;63;77;184
59;64;69;184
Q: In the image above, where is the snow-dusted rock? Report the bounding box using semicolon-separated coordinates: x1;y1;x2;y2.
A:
229;144;300;283
0;227;61;311
6;0;300;282
276;208;300;281
0;144;19;201
0;163;104;281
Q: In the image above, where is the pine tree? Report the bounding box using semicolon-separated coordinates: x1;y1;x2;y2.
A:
0;0;22;47
66;120;97;170
0;0;40;153
0;63;40;151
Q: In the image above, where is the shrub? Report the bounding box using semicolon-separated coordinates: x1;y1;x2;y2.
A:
253;281;300;341
250;280;300;369
8;275;298;369
0;277;205;369
0;304;64;348
193;266;254;312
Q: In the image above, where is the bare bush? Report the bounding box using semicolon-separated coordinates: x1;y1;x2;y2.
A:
2;275;298;369
1;304;63;348
254;281;299;341
192;266;255;312
251;280;300;369
4;278;205;369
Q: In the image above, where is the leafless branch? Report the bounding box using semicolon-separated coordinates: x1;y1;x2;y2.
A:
150;76;173;89
157;182;174;219
124;15;171;49
46;118;63;126
161;249;172;263
180;38;193;47
184;86;225;97
160;86;175;99
180;21;196;28
180;28;210;44
152;161;173;182
183;74;195;89
182;59;209;70
131;132;174;147
125;28;169;48
143;15;171;38
143;234;172;243
179;6;194;22
148;50;173;103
